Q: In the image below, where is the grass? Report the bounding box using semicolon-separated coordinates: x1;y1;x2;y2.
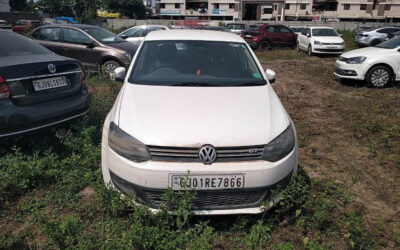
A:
1;31;399;249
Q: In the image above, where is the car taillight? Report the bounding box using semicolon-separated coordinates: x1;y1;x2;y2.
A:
0;75;10;100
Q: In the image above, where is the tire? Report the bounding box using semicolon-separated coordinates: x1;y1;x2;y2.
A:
370;40;381;47
102;60;121;74
307;45;313;56
365;65;392;88
259;40;271;50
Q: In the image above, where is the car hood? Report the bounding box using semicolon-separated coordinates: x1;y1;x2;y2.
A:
117;84;290;147
341;47;392;58
106;41;139;55
312;36;344;43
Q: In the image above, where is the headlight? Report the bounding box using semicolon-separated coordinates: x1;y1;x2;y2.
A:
314;41;322;45
262;123;296;162
125;53;132;61
346;56;367;64
108;122;150;162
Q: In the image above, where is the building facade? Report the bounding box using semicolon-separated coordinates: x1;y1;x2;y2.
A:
155;0;400;21
0;0;10;12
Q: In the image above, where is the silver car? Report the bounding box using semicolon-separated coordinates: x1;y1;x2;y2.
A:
354;26;400;47
119;25;170;46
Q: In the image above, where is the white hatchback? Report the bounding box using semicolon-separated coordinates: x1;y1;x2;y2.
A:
297;27;345;56
102;30;298;215
334;36;400;88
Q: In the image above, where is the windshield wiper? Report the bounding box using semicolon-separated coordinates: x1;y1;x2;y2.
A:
170;82;223;86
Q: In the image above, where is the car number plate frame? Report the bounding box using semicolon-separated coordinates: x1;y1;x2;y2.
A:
170;174;245;190
32;76;68;91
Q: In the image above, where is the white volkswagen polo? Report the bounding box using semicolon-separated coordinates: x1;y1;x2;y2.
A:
101;30;298;215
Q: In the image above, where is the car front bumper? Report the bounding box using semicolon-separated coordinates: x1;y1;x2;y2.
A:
0;87;90;138
333;60;369;80
312;45;345;54
101;118;299;215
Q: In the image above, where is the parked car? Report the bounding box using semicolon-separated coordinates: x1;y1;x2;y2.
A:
225;23;251;35
354;26;400;47
289;26;306;35
354;26;374;33
0;30;90;138
12;19;41;33
334;36;400;88
29;24;138;73
101;30;298;215
0;20;12;30
297;27;345;56
241;24;297;50
385;31;400;41
119;25;170;46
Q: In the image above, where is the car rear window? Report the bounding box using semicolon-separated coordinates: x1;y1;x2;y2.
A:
0;32;51;57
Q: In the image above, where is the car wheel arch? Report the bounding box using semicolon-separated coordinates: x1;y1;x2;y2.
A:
100;56;124;67
365;63;394;78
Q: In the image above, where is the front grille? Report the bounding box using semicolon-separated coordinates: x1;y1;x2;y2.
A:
315;48;344;52
148;145;265;163
321;42;343;45
109;170;293;210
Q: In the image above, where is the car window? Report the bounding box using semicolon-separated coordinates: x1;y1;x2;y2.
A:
265;26;275;32
63;28;91;44
376;36;400;49
83;27;124;44
301;29;308;35
290;27;305;33
145;26;166;35
278;26;291;33
0;32;51;57
377;28;391;34
312;28;338;36
124;26;145;37
32;27;62;42
130;41;265;87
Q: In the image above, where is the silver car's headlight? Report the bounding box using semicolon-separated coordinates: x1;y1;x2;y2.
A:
314;40;322;45
108;122;150;162
346;56;367;64
262;123;296;162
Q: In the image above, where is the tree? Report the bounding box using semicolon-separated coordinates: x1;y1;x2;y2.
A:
10;0;28;11
104;0;146;19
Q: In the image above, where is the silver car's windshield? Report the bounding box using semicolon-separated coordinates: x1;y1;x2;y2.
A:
129;40;265;86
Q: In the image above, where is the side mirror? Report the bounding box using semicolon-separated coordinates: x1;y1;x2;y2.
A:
111;67;126;82
265;69;276;84
119;34;128;39
306;34;311;38
85;41;96;48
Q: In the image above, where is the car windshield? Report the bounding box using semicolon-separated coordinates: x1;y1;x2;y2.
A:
290;27;305;33
129;40;265;86
227;24;245;30
376;36;400;49
0;32;51;57
312;28;338;36
83;27;124;44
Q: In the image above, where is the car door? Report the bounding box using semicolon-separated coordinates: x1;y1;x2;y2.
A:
277;26;295;47
62;28;99;70
264;26;279;46
301;28;311;49
31;27;64;55
121;26;146;45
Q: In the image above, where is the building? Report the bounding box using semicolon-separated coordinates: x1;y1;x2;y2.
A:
155;0;400;21
0;0;10;12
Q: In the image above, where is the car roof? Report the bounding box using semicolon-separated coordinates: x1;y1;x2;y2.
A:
145;30;244;43
39;24;99;29
309;26;335;29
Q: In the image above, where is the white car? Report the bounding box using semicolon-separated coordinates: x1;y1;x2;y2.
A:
334;36;400;88
297;27;345;56
118;25;170;46
102;30;298;215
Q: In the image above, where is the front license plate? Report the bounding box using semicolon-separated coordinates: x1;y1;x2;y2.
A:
245;34;252;38
33;76;68;91
171;174;245;190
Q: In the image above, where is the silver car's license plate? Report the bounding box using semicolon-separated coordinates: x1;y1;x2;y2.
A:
171;174;245;190
33;76;68;91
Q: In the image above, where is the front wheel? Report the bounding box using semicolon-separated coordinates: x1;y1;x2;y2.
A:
307;45;313;56
102;60;121;74
259;41;271;50
365;65;392;88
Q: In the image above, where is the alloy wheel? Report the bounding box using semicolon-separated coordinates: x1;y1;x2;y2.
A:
370;68;389;87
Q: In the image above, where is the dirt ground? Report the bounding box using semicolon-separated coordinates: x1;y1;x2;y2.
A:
261;52;400;247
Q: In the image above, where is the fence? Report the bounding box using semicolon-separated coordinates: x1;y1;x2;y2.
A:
106;18;391;31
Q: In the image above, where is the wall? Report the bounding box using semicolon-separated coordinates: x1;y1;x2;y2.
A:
106;18;393;30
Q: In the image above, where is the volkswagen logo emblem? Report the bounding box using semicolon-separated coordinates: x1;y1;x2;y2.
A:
48;63;56;73
198;145;217;165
